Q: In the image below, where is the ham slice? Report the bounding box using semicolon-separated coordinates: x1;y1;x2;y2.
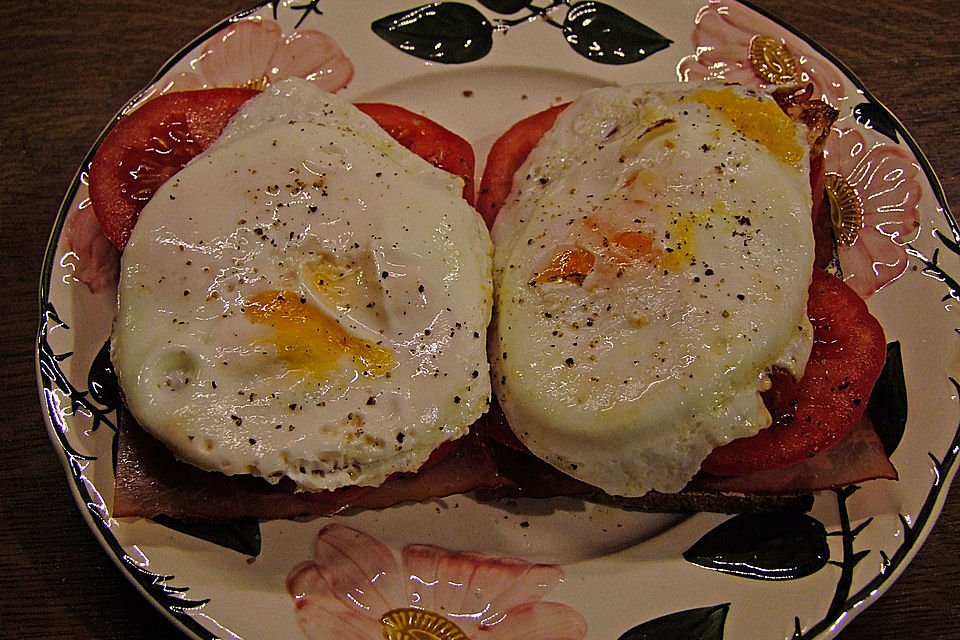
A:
474;412;895;514
690;412;898;495
112;410;509;520
113;401;895;520
110;88;889;521
771;83;839;155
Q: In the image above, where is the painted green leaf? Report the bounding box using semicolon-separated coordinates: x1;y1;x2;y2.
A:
618;604;729;640
153;515;262;556
123;559;210;610
88;340;120;409
478;0;530;13
372;2;494;64
853;101;900;143
683;512;829;580
563;1;671;65
868;341;908;456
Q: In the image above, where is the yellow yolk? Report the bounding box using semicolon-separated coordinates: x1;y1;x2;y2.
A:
533;248;596;285
662;209;700;272
611;230;662;265
691;88;804;166
536;201;742;285
244;290;392;378
306;259;361;305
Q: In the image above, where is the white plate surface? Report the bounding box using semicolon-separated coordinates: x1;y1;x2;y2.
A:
37;2;960;639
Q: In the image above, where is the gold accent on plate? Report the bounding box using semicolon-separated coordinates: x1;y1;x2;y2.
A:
239;75;270;91
824;172;864;246
381;608;470;640
748;35;800;85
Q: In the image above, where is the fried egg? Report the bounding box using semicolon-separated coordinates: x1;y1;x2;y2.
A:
490;84;814;496
112;78;493;492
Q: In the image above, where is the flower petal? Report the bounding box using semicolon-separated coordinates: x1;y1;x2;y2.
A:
268;30;354;93
840;233;911;297
286;561;382;640
62;186;120;294
310;523;405;615
192;19;281;88
677;1;759;87
478;601;588;640
402;545;565;627
677;0;847;106
856;155;922;242
158;71;206;94
826;128;922;296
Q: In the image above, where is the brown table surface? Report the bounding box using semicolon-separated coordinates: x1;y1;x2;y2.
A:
3;1;958;638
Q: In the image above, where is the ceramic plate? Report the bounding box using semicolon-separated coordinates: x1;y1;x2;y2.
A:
37;1;960;639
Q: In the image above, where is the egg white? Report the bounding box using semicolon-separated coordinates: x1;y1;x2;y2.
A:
490;84;814;496
112;79;493;492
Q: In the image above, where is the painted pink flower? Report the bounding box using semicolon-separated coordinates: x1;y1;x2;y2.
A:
61;183;120;294
160;19;353;94
677;1;847;108
824;128;922;297
287;524;587;640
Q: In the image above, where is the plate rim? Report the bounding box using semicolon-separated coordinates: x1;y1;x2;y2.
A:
35;2;960;639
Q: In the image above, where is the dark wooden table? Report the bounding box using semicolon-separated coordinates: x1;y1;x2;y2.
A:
2;1;957;638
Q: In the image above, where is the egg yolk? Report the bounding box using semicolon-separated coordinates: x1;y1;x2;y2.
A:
305;259;361;306
611;230;663;264
533;248;596;285
244;290;392;378
532;200;739;287
691;88;803;166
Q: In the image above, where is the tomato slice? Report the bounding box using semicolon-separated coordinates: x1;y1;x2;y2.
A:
354;103;476;206
482;103;876;476
476;103;569;228
700;269;887;476
478;103;832;244
89;88;260;250
90;91;479;251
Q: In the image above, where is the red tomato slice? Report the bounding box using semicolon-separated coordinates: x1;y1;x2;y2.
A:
89;88;260;250
90;91;479;251
700;269;887;476
479;103;831;237
482;103;875;477
354;103;476;206
476;103;569;228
